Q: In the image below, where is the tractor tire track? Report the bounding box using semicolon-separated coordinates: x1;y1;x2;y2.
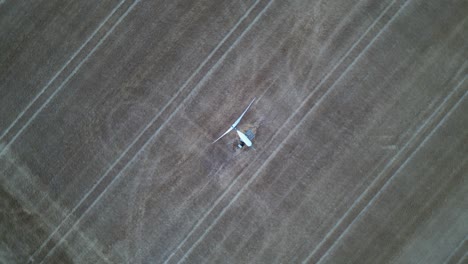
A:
28;0;275;263
0;0;134;148
163;1;413;263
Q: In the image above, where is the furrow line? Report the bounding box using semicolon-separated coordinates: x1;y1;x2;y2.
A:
27;0;274;263
161;2;276;263
169;0;412;263
0;0;131;145
308;81;467;264
27;2;146;262
442;234;467;264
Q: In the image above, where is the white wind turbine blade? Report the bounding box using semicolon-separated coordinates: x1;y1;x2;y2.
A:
231;97;256;128
213;97;256;144
212;126;234;144
236;130;252;147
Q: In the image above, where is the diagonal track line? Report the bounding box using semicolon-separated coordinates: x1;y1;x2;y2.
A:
27;0;274;263
294;0;404;111
308;79;467;264
159;1;277;263
23;0;144;262
376;159;468;263
243;13;467;262
0;0;142;158
168;0;413;263
443;235;468;264
0;0;129;144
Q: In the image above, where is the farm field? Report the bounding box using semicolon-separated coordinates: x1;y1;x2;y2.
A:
1;0;467;263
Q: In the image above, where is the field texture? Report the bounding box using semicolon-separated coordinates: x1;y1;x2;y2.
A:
1;0;467;263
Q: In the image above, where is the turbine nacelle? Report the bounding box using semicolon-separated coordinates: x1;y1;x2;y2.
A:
235;128;252;147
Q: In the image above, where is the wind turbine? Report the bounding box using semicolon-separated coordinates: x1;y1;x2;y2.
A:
213;98;256;147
